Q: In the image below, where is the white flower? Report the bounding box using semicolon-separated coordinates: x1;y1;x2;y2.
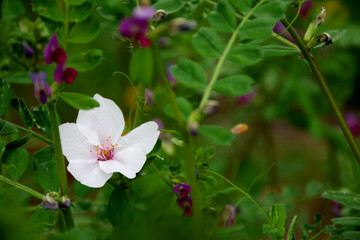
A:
59;94;160;188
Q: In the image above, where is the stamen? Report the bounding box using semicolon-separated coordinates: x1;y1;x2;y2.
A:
90;150;92;152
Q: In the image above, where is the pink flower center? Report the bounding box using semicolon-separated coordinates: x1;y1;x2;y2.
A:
90;136;118;161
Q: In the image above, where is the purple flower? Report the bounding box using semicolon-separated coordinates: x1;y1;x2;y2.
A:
345;112;360;137
118;6;155;48
43;34;67;65
235;89;255;106
176;196;193;217
54;63;78;84
218;204;236;227
173;183;191;197
331;201;342;218
273;22;295;43
22;41;34;58
299;1;313;18
145;88;154;105
29;72;52;105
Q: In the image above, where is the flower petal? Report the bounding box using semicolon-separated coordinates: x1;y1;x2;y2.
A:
119;121;159;154
76;94;125;145
68;160;112;188
98;147;146;179
59;123;94;161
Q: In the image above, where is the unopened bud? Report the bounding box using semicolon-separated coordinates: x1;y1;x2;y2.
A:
304;7;327;43
316;7;326;26
187;110;202;136
202;100;220;115
60;196;71;208
231;124;249;135
168;18;197;35
41;192;59;210
153;9;168;23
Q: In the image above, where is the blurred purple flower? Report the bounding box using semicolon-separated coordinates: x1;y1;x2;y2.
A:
345;112;360;137
273;22;295;43
166;63;177;86
118;6;155;48
176;196;193;217
299;1;313;18
235;89;255;106
218;204;236;227
22;41;34;58
54;63;78;84
29;72;52;105
331;201;342;218
153;118;164;138
145;88;154;105
43;34;67;65
173;183;191;197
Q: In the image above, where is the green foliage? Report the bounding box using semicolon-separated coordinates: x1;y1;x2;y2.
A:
229;0;252;14
108;187;133;226
0;78;13;116
171;58;207;89
208;1;237;33
227;45;263;65
1;0;25;20
286;215;298;240
152;0;185;13
67;49;104;72
59;92;100;110
5;71;32;84
262;45;298;57
263;204;286;240
69;2;94;23
213;74;254;96
5;133;30;149
195;146;215;163
332;217;360;226
198;125;235;146
2;147;29;181
32;0;64;22
129;48;154;86
192;27;224;58
322;191;360;210
32;145;60;193
31;105;52;138
0;119;18;135
68;16;101;44
164;97;193;120
11;97;34;128
238;18;275;40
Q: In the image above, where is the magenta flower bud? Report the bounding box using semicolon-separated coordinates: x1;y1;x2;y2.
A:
173;183;191;197
44;34;67;65
345;112;360;137
176;196;193;217
273;22;295;43
29;72;52;105
54;64;78;84
218;204;236;227
22;41;35;58
299;1;313;18
331;201;342;218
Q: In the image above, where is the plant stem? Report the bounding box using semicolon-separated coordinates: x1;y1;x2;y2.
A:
309;229;324;240
202;170;273;225
280;18;360;166
47;102;74;230
133;82;145;128
0;174;44;200
197;0;267;113
14;124;52;144
152;43;203;238
271;32;300;50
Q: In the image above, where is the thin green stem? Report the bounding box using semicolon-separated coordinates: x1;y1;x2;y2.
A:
0;174;44;200
202;170;272;225
280;18;360;166
197;0;267;112
309;229;324;240
133;82;145;128
14;124;52;144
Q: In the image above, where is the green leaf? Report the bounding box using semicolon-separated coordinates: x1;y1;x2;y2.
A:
263;224;278;240
164;97;193;120
208;1;237;33
238;18;275;40
268;204;287;237
73;180;92;199
59;92;100;110
0;119;18;135
68;16;101;44
2;147;29;181
68;0;86;6
213;74;254;96
286;215;298;240
0;78;13;116
1;0;25;20
32;0;64;22
192;27;224;58
67;49;104;72
253;0;288;20
229;0;252;14
31;105;52;139
108;187;133;226
69;2;94;23
332;217;360;226
6;133;30;149
29;208;57;231
262;45;298;57
171;58;207;89
32;145;60;193
5;71;32;84
343;231;360;239
0;140;6;159
305;180;324;197
152;0;185;14
194;146;215;163
11;97;33;128
129;48;154;86
198;125;235;146
322;191;360;210
227;45;262;65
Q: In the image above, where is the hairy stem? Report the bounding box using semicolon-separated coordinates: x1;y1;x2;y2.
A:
0;174;44;200
280;18;360;166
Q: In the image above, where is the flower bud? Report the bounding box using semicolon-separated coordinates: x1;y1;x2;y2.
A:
202;100;220;116
316;7;326;26
218;204;236;227
168;18;197;35
187;110;202;136
60;196;71;208
22;41;35;58
153;9;168;23
304;7;326;43
306;32;332;49
41;192;60;210
231;124;249;135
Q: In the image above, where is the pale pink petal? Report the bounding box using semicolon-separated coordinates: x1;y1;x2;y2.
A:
119;121;159;154
76;94;125;145
98;147;146;178
67;160;112;188
59;123;94;161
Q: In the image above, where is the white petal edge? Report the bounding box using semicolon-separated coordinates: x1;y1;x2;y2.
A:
98;147;146;179
67;159;112;188
59;123;94;162
76;94;125;145
119;121;160;154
